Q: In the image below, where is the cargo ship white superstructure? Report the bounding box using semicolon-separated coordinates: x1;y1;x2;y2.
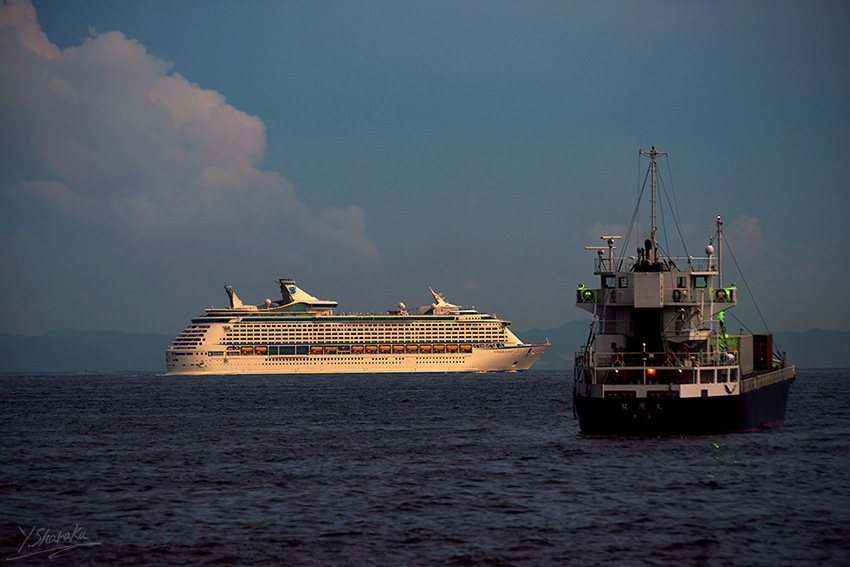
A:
166;280;549;375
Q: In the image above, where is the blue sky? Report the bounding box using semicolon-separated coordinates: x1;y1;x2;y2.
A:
1;0;848;337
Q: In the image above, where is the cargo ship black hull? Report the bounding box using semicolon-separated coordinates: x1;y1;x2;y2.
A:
574;369;795;435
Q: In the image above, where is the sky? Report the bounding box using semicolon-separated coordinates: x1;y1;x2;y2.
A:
1;0;848;338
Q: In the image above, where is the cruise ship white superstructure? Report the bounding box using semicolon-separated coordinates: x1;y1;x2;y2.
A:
166;279;549;375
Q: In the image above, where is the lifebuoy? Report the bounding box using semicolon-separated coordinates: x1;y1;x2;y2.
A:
673;289;682;302
582;290;594;302
715;289;727;302
612;353;624;366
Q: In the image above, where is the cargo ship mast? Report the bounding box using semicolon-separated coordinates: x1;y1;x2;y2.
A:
639;146;666;264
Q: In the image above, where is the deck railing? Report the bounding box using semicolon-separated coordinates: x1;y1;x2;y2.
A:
592;255;716;274
575;350;737;369
741;366;796;393
574;350;741;386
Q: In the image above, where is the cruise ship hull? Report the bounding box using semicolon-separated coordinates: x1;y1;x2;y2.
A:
167;343;549;375
574;368;795;435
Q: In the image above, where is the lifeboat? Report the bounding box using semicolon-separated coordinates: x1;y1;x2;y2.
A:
406;345;419;352
324;346;337;354
310;346;324;354
447;344;459;352
392;345;405;353
337;345;351;353
420;345;432;353
352;345;364;353
379;345;391;353
459;344;472;353
433;345;445;352
365;345;378;353
255;346;268;355
241;346;254;355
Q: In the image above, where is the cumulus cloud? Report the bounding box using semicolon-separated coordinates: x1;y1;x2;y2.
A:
0;0;377;260
724;215;767;264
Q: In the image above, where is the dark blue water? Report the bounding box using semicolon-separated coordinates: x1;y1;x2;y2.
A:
1;369;848;566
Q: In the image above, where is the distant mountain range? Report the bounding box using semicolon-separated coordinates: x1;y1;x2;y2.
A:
1;326;848;374
0;329;173;374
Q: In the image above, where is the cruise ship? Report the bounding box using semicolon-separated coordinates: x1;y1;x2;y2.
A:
166;280;549;374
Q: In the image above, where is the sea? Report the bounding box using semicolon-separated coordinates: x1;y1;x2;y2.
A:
1;369;848;566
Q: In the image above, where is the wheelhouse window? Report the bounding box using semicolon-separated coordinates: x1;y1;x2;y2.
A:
693;276;709;288
618;277;629;288
603;276;616;288
677;276;687;288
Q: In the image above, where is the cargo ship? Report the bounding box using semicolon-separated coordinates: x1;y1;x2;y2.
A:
166;280;549;374
572;147;794;434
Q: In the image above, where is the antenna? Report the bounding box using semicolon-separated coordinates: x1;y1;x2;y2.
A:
585;236;621;270
716;215;723;288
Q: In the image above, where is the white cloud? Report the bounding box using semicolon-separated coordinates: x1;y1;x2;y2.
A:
0;0;378;261
724;215;766;265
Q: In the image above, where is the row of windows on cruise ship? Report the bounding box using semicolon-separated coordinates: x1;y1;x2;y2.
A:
225;328;501;333
231;322;491;328
226;333;499;335
231;333;495;337
224;329;502;335
236;324;492;327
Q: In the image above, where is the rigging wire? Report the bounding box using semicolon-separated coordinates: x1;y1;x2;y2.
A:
620;164;652;264
663;158;690;259
726;311;754;335
621;151;689;271
656;160;690;261
627;152;690;265
665;156;682;237
721;234;780;352
658;170;670;254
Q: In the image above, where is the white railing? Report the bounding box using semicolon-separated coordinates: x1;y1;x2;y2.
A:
741;366;796;393
575;350;737;369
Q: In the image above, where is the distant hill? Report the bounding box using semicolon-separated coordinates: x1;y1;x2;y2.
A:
771;329;850;369
0;329;173;374
1;326;847;374
518;319;593;371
